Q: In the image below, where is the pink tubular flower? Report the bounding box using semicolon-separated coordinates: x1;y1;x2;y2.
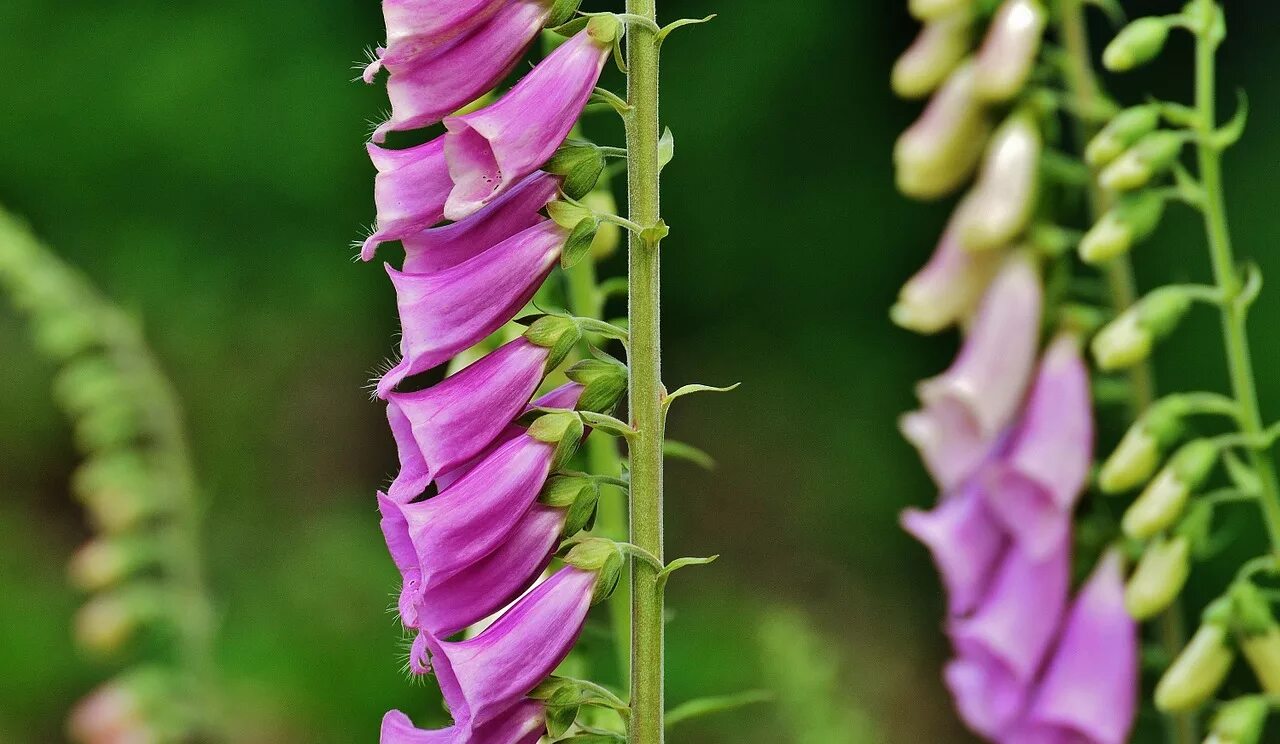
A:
397;172;560;270
373;0;508;64
901;482;1009;617
364;136;453;258
891;212;1003;334
380;699;546;744
378;220;568;396
428;567;597;728
946;542;1069;738
368;1;552;143
1003;551;1138;744
983;334;1092;558
442;20;617;220
900;254;1042;490
384;338;552;502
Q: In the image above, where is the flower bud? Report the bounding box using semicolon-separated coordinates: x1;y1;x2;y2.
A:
562;538;623;603
1122;440;1217;539
1099;131;1185;191
1125;535;1191;620
73;454;167;534
894;61;992;200
1086;105;1162;168
972;0;1048;102
527;411;585;470
74;585;167;655
1205;696;1269;744
68;537;157;592
524;314;583;370
582;190;621;259
67;671;163;744
1099;399;1185;493
1092;286;1193;371
544;143;606;200
1103;17;1171;72
1155;621;1235;713
893;11;972;99
1242;628;1280;695
1079;191;1166;264
565;353;627;414
955;111;1041;251
891;216;1002;333
909;0;971;21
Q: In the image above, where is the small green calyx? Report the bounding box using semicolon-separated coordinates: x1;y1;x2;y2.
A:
539;475;601;537
545;143;606;200
1086;105;1161;167
1207;696;1268;744
1103;17;1171;72
527;411;585;470
1154;621;1235;713
586;14;623;46
546;0;584;28
563;538;624;604
567;353;627;414
523;315;582;370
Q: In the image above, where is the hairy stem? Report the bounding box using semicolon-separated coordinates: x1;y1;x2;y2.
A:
1193;9;1280;558
624;0;666;740
1057;4;1193;743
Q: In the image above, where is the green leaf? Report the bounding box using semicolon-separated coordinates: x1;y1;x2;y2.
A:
545;143;606;199
579;411;636;439
561;218;599;270
662;382;740;414
546;0;584;28
546;705;580;739
658;127;675;171
665;690;774;730
655;555;719;592
655;15;717;48
663;439;715;470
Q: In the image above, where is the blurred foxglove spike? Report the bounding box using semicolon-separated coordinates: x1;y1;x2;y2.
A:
894;60;992;200
892;10;972;99
972;0;1048;102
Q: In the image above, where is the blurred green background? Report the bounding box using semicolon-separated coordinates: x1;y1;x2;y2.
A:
4;0;1280;742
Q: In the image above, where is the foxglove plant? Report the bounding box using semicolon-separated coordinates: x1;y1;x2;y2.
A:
894;0;1280;742
358;2;728;742
0;206;217;743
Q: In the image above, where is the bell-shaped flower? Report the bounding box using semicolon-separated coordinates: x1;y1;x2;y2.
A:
442;18;618;220
380;698;546;744
901;481;1009;617
383;338;553;501
364;136;453;258
394;171;560;270
891;211;1002;334
378;427;568;628
379;220;568;395
946;542;1070;738
368;1;553;143
901;254;1042;490
972;0;1048;102
1006;551;1137;744
894;60;992;200
983;334;1092;558
372;0;508;65
427;566;598;728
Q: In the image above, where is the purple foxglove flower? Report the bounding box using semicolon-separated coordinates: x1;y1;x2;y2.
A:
378;220;568;396
983;334;1093;558
442;22;615;220
364;136;452;258
901;482;1009;617
396;172;560;270
373;0;508;64
368;1;553;143
384;338;552;502
426;566;597;728
946;542;1069;738
378;433;556;626
901;255;1042;490
380;698;545;744
434;382;583;491
891;212;1002;334
1004;551;1137;744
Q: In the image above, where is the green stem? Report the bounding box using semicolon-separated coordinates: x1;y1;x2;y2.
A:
623;0;665;740
1057;4;1194;743
1193;5;1280;559
564;257;632;684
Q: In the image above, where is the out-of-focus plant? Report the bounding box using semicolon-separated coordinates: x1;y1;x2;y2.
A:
356;2;737;743
0;206;217;743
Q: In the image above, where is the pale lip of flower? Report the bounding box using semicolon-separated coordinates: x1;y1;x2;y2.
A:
442;28;611;221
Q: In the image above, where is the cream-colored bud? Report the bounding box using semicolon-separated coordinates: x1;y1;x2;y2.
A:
1092;310;1152;371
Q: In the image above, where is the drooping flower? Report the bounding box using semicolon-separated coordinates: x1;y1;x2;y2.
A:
368;0;553;143
1003;551;1138;744
946;542;1070;738
372;0;509;64
894;60;992;200
890;210;1002;334
364;136;453;258
972;0;1048;102
901;481;1008;617
384;338;554;502
378;220;568;396
983;334;1092;558
380;699;546;744
901;254;1042;490
891;8;972;100
442;19;619;220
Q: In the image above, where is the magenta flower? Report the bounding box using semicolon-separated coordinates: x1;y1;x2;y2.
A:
1004;551;1138;744
946;542;1069;738
442;21;616;220
364;136;452;258
380;699;546;744
384;338;552;502
901;254;1042;490
378;220;568;396
983;334;1093;558
372;0;508;63
901;482;1009;617
367;1;552;143
397;172;560;270
425;566;597;728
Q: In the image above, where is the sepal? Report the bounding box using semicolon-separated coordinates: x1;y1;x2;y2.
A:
540;475;602;537
547;0;585;28
524;315;584;371
1092;286;1194;371
566;352;628;414
527;411;586;470
545;143;607;199
562;538;624;603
